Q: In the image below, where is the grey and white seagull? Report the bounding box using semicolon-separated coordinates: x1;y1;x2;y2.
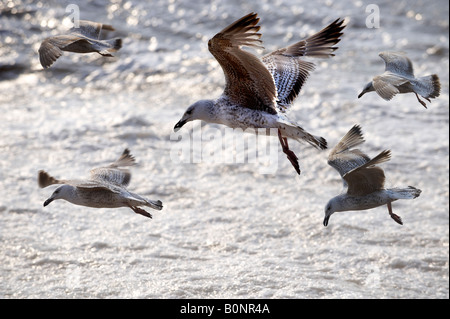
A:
174;13;346;175
39;149;162;219
323;125;421;226
358;51;440;108
38;20;122;68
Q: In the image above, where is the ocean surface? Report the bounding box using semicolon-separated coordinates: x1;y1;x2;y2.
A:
0;0;448;299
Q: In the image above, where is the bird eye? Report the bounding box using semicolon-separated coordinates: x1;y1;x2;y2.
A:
186;110;192;115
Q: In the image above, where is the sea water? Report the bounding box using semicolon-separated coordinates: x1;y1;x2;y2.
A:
0;0;448;298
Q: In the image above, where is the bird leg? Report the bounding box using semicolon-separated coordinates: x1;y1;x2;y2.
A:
387;202;402;225
414;93;428;109
128;205;152;219
278;129;301;175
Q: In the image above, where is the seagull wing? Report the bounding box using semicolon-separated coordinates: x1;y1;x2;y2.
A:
70;180;121;193
262;18;345;112
379;51;414;77
327;125;370;185
70;20;114;39
208;12;278;115
38;36;80;68
90;149;136;187
38;170;67;188
372;72;409;101
343;150;391;196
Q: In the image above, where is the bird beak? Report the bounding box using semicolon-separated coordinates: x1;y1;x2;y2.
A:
323;216;330;227
357;91;364;99
43;198;54;207
173;119;187;132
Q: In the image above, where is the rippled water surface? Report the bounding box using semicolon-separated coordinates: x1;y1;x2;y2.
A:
0;0;448;298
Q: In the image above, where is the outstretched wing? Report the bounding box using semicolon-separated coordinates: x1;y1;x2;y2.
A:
90;149;136;187
38;37;64;68
70;20;115;39
344;150;391;196
38;169;121;193
38;170;66;188
262;18;345;111
379;51;414;77
372;72;409;101
208;12;278;115
38;35;91;68
327;124;370;180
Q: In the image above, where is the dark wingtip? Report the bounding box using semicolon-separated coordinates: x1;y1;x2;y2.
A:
114;38;122;50
320;137;328;150
38;170;59;188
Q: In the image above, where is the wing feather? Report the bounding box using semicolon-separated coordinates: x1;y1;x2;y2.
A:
208;12;277;114
379;51;414;77
90;149;135;187
71;20;114;39
38;170;65;188
344;150;391;196
327;124;369;178
372;72;409;101
262;18;345;111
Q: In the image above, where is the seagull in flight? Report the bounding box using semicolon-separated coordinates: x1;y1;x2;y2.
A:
358;51;440;108
174;12;346;175
39;149;162;219
38;20;122;68
323;124;421;226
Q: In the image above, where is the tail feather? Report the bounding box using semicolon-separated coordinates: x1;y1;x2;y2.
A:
100;38;122;56
281;123;327;150
146;199;163;211
414;74;440;99
110;38;122;52
390;186;422;200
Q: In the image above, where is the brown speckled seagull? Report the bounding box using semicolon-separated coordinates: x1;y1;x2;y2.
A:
39;149;162;219
358;51;440;108
323;124;421;227
38;20;122;68
174;13;346;175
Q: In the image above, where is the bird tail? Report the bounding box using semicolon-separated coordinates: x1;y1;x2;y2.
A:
99;38;122;56
280;122;327;150
414;74;441;100
109;38;122;52
389;186;422;200
146;199;163;211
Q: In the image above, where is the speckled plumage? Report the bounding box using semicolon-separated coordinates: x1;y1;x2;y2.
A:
175;13;346;174
38;20;122;68
358;51;441;108
323;125;422;226
39;149;162;219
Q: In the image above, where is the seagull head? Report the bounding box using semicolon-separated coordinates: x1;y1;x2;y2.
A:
358;81;374;99
323;201;336;227
174;100;215;132
43;185;73;207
